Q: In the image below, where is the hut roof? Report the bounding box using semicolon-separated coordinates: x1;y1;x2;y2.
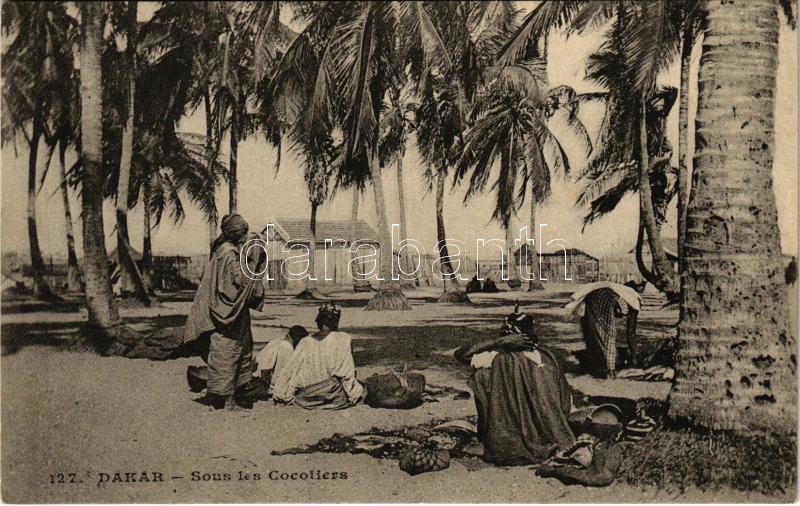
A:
627;236;678;260
271;218;380;245
515;244;598;261
108;246;143;262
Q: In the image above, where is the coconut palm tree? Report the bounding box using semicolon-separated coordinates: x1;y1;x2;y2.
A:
57;139;82;292
213;2;289;214
415;74;471;302
670;0;796;434
454;63;587;290
112;2;152;306
140;1;228;243
498;1;693;296
79;2;119;329
379;85;418;286
407;1;518;300
267;2;398;309
1;2;75;301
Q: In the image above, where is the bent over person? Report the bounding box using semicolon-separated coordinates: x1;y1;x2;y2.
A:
183;214;265;410
566;281;643;379
455;307;575;466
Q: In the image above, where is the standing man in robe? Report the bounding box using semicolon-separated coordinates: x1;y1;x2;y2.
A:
184;214;266;410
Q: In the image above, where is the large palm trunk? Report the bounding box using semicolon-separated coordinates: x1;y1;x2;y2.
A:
528;198;544;291
435;169;469;303
80;2;119;328
115;12;151;306
670;0;796;433
638;101;678;295
677;27;694;319
58;142;81;292
27;123;57;300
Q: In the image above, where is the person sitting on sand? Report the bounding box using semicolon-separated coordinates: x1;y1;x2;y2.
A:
454;306;575;466
255;325;309;395
183;214;265;410
465;275;482;294
565;280;643;379
272;304;366;409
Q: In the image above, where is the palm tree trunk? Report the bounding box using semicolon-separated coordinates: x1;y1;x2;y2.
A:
116;14;151;306
350;186;360;269
528;198;544;290
27;122;57;301
504;220;521;289
435;169;469;303
58;141;81;292
204;89;219;247
635;220;658;286
141;182;154;294
301;202;319;295
671;0;795;434
396;157;415;285
80;2;119;329
638;100;677;295
228;108;238;214
365;144;409;311
677;26;693;318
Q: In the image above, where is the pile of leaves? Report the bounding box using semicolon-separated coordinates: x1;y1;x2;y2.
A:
272;417;482;461
618;427;796;495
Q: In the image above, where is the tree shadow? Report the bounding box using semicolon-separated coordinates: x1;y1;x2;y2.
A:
1;299;84;315
1;321;82;356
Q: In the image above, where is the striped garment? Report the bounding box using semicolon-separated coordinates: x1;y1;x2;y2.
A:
581;288;622;375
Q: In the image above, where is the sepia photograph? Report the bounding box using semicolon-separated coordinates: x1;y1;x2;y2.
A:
0;0;797;503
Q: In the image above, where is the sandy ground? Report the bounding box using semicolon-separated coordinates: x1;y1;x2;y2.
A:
0;287;790;503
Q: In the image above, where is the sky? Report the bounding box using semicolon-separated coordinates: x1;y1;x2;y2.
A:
1;2;797;261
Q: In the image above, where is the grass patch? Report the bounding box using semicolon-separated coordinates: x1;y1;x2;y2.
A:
618;426;796;496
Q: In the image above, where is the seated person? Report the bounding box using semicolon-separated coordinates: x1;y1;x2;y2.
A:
272;304;365;409
465;275;482;294
455;306;575;466
255;325;309;395
567;281;643;379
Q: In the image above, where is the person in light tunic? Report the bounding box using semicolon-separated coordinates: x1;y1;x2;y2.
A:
272;305;365;409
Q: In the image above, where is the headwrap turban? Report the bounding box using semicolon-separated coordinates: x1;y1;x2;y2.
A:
500;306;535;338
315;304;342;331
221;214;249;240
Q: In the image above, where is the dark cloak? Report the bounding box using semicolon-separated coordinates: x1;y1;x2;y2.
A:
469;348;575;466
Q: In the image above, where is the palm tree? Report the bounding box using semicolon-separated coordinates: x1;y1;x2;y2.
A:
114;2;151;306
213;2;288;214
1;2;74;301
79;2;119;329
408;1;519;300
379;85;418;287
57;140;81;292
455;64;587;290
268;3;401;310
670;0;796;434
676;6;703;315
498;1;687;296
293;128;336;299
141;1;227;244
415;75;471;302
